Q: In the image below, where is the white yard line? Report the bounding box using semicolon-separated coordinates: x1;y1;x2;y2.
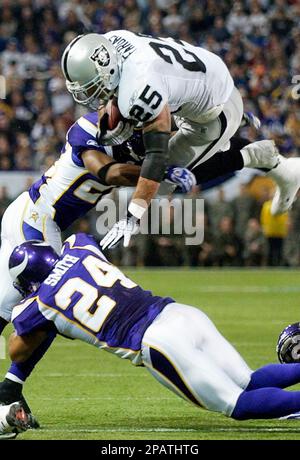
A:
187;285;300;293
38;372;149;378
35;396;174;401
27;426;300;434
32;428;198;433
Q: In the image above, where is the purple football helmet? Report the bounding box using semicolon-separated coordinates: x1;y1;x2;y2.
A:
9;240;59;296
277;323;300;363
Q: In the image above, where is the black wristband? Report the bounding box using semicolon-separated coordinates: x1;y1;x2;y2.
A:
97;162;117;185
141;131;170;182
126;209;139;222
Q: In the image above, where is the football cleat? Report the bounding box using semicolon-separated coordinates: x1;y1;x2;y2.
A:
0;431;18;440
18;395;40;429
277;322;300;364
268;157;300;215
0;380;40;429
241;140;279;169
279;411;300;420
0;402;30;437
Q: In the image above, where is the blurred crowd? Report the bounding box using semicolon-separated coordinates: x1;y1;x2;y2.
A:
100;184;300;268
1;180;300;267
0;0;299;267
0;0;299;171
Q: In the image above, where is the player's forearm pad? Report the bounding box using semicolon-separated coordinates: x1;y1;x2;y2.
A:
141;131;170;182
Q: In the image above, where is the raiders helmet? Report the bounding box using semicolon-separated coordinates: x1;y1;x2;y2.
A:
61;34;121;109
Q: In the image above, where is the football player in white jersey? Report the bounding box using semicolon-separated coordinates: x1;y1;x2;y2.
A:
0;110;193;432
61;31;300;249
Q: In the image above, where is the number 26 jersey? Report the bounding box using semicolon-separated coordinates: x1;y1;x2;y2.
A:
104;30;234;124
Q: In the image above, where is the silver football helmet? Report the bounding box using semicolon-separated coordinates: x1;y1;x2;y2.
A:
61;34;122;109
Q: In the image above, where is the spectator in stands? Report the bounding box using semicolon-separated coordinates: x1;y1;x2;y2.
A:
283;216;300;267
214;216;242;267
232;184;259;239
207;188;234;236
0;0;298;174
197;213;215;267
243;218;266;267
0;186;11;222
260;197;289;266
0;0;299;268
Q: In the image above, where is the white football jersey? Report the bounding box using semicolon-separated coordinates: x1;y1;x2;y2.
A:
104;30;234;123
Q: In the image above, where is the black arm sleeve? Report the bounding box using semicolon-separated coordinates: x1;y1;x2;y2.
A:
140;131;170;182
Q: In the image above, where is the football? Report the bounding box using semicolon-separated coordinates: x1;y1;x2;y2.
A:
106;97;122;130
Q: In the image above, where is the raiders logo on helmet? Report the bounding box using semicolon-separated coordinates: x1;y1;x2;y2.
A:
90;45;110;67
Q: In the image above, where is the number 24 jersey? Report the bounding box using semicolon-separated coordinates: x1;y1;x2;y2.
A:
11;233;174;365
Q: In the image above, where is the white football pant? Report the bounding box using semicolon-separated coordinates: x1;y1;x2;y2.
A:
0;192;62;322
141;303;252;416
168;86;243;169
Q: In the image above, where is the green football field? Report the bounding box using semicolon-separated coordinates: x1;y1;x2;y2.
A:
2;269;300;440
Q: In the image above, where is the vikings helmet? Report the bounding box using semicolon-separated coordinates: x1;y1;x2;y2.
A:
277;322;300;363
61;34;121;109
9;240;59;296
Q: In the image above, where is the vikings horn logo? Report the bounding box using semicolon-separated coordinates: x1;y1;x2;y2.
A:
90;45;110;67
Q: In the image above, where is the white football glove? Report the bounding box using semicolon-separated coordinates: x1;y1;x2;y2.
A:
100;214;140;250
99;120;134;146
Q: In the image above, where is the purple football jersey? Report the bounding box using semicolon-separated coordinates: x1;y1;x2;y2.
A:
12;234;173;364
28;112;145;231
